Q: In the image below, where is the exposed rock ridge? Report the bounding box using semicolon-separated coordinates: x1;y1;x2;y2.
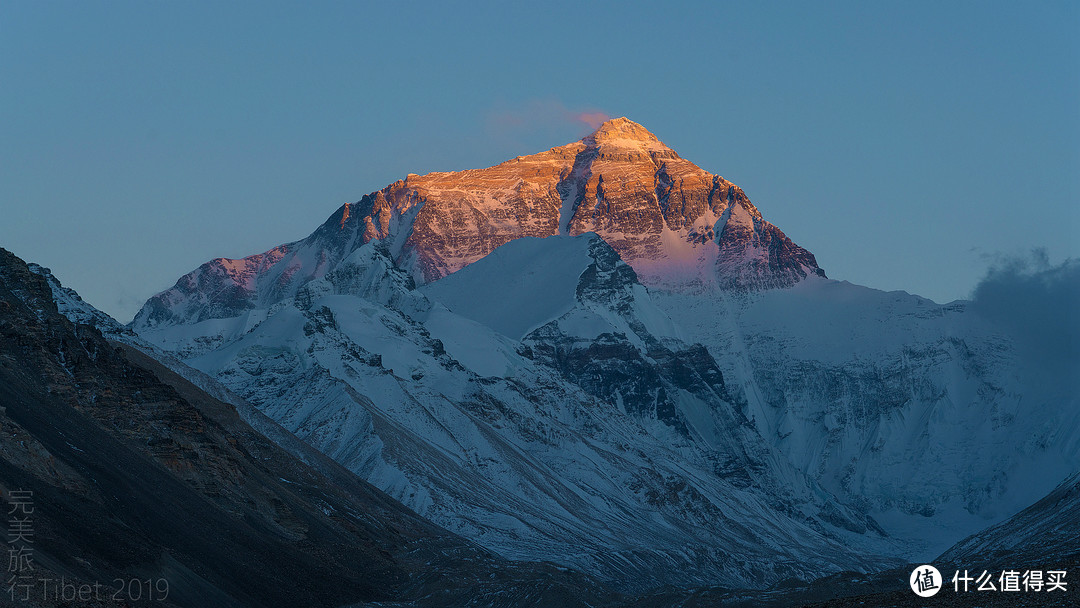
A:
134;118;823;330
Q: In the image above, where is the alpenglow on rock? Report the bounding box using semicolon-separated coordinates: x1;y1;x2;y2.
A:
134;118;822;330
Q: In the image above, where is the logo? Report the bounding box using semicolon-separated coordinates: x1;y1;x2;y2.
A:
911;565;942;597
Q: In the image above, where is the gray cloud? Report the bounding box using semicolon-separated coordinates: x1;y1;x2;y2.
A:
969;248;1080;376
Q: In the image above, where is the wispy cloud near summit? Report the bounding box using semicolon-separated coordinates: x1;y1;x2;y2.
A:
485;99;611;142
574;111;611;130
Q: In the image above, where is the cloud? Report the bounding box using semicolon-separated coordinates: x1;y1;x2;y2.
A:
575;111;612;130
969;248;1080;376
485;100;611;143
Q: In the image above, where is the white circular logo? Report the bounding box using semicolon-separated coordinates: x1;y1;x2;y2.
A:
910;564;942;597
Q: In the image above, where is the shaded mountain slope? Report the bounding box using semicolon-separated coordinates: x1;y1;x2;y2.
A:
0;246;616;608
655;277;1080;559
134;234;896;592
939;472;1080;570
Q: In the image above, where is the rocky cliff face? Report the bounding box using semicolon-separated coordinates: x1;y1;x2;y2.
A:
133;118;822;331
385;117;824;290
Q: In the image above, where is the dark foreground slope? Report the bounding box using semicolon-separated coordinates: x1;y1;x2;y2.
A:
938;472;1080;572
626;475;1080;607
0;246;615;608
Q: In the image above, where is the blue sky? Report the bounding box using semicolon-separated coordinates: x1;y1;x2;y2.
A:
2;1;1077;321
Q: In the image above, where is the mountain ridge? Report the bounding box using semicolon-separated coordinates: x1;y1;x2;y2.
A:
122;118;1078;594
1;245;628;607
132;233;898;591
133;117;822;330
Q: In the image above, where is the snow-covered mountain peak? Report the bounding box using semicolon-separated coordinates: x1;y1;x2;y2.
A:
133;120;828;335
582;117;669;152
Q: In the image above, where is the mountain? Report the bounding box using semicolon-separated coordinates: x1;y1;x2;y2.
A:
133;118;821;331
134;233;894;592
0;246;623;608
666;474;1080;607
655;276;1080;558
129;118;1078;591
938;472;1080;571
